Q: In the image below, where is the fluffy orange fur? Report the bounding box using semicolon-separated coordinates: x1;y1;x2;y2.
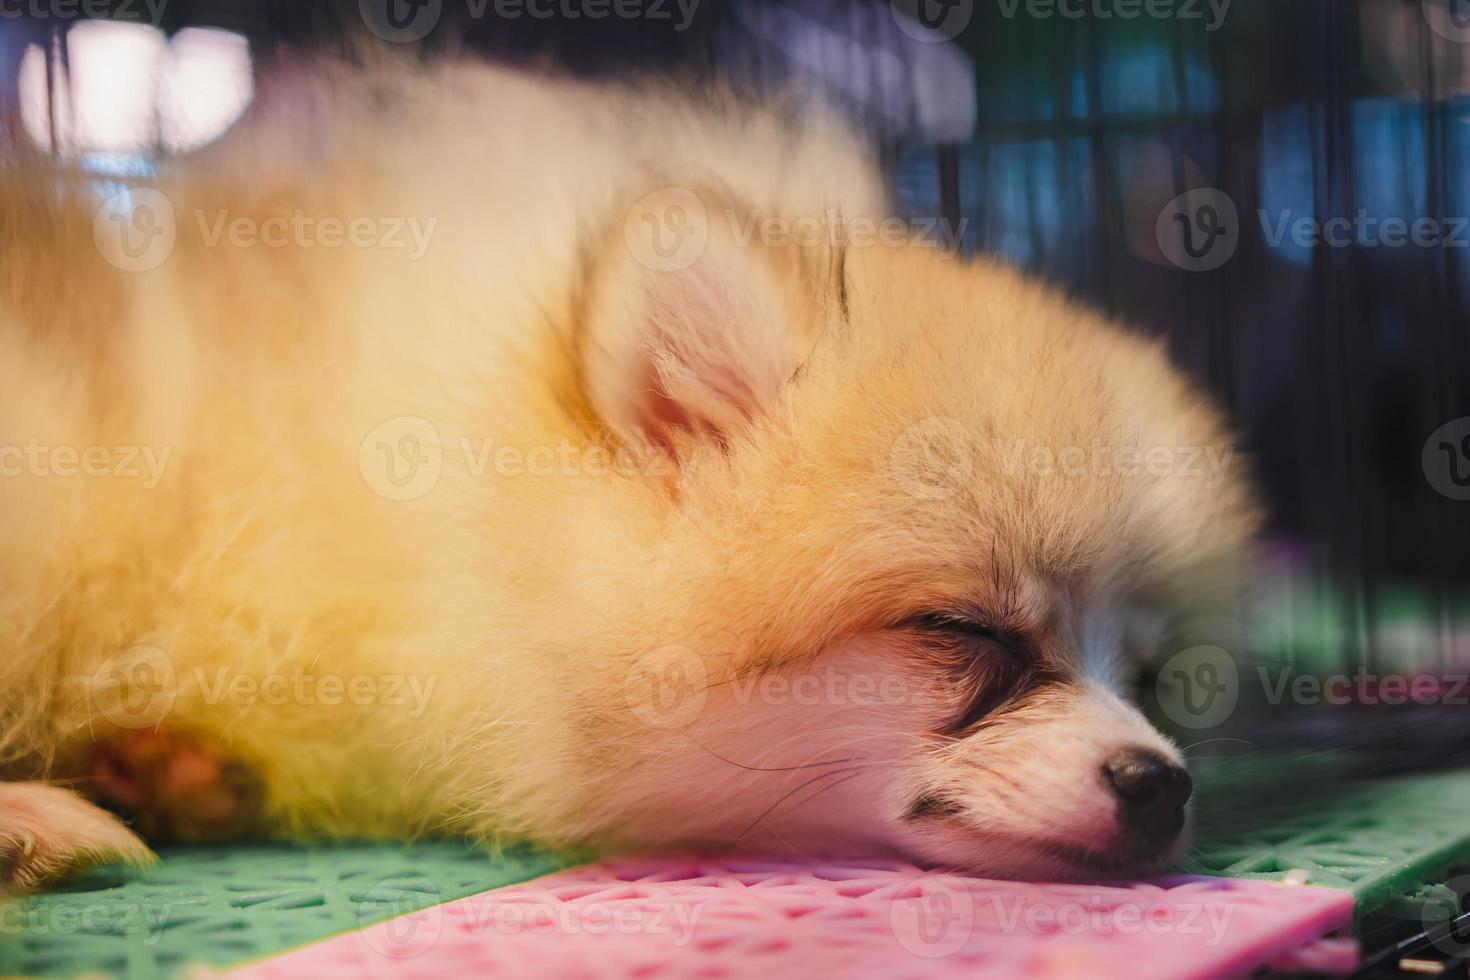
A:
0;61;1258;889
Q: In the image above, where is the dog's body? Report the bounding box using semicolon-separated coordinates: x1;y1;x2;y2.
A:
0;63;1257;889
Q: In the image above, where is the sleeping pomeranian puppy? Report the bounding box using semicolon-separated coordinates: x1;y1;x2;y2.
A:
0;61;1257;891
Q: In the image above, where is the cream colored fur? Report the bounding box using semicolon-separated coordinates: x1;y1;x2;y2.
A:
0;62;1258;888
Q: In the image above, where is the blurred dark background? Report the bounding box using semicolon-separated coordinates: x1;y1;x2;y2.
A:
1;0;1467;669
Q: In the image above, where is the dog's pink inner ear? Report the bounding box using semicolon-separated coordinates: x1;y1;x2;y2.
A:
586;250;793;456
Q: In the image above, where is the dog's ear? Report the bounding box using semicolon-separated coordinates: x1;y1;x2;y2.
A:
579;188;811;457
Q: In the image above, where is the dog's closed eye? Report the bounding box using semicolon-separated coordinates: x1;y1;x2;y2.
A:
900;612;1039;733
903;612;1032;663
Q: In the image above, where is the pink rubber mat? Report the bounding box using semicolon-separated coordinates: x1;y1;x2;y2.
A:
231;857;1356;979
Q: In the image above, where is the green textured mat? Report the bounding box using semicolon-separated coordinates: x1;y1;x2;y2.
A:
5;764;1470;976
1187;758;1470;920
0;841;566;979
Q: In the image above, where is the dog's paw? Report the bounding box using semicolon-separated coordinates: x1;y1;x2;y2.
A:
0;782;155;892
87;728;261;841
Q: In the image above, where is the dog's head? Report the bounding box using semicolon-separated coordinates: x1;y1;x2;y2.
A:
564;189;1258;878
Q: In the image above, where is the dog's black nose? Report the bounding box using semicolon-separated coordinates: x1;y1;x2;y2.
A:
1103;749;1192;840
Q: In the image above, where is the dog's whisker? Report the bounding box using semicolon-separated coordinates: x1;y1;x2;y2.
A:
732;765;865;844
